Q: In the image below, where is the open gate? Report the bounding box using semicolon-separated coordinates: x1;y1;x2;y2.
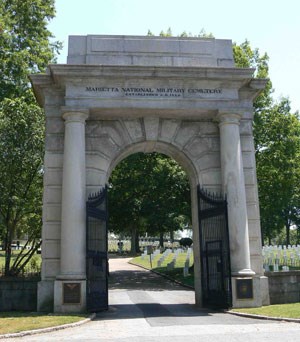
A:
86;186;108;312
198;185;232;309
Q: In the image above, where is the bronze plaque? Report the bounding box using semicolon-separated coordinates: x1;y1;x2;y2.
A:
236;278;253;299
63;283;81;304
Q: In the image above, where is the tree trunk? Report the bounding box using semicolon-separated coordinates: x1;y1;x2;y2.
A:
4;226;13;276
286;220;290;247
130;227;140;254
170;230;174;243
135;231;140;253
159;232;164;248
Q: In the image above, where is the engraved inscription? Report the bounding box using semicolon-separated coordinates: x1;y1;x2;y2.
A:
85;86;222;98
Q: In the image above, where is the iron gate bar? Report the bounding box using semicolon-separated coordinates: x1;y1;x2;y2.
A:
198;185;232;309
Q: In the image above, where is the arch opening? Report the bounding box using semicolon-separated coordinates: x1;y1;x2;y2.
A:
106;149;200;307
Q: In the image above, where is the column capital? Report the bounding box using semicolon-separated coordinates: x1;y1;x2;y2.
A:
217;111;242;126
61;108;89;123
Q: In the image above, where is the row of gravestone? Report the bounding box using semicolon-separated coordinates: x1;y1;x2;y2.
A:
141;247;193;277
262;245;300;271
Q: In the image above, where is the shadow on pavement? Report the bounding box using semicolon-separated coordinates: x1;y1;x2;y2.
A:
95;303;212;320
108;269;193;291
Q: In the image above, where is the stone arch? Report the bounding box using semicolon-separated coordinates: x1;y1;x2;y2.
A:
105;139;202;305
30;35;270;313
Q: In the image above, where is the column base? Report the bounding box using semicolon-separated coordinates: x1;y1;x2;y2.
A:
232;268;256;277
231;275;270;308
54;279;86;313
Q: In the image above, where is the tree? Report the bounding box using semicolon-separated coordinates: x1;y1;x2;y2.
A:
0;0;60;275
108;153;191;253
233;39;300;245
254;99;300;245
0;0;61;101
0;94;44;275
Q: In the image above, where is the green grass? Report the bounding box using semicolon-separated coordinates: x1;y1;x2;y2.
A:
130;252;194;287
0;312;90;335
231;303;300;319
0;251;41;275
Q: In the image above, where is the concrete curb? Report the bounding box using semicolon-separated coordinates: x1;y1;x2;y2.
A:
0;313;96;339
226;310;300;323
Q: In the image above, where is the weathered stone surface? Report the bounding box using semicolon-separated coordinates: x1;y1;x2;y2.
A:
86;136;120;158
0;279;38;311
43;169;63;186
241;136;255;152
196;152;221;171
45;135;64;152
42;260;60;279
240;120;253;135
247;203;260;220
266;271;300;304
159;119;181;142
43;223;61;240
248;219;263;239
201;169;222;186
46;117;64;134
86;153;110;171
143;117;160;141
122;119;144;142
86;169;106;187
43;204;61;222
242;151;256;168
174;122;199;148
186;136;220;158
44;186;62;204
67;35;234;67
44;152;64;169
43;240;60;259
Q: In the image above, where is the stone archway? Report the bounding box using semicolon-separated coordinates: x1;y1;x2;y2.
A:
106;141;201;305
30;35;270;312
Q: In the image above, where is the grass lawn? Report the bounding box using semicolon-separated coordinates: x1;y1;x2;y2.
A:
231;303;300;319
130;252;194;288
0;251;41;275
0;312;90;335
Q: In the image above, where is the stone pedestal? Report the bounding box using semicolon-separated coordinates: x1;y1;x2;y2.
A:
232;276;270;308
54;109;89;313
54;280;86;313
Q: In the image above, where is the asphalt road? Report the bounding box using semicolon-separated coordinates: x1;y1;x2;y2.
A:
5;257;300;342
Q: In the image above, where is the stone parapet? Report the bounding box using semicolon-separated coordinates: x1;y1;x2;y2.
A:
67;35;234;67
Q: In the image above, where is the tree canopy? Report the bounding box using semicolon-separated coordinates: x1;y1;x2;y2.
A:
108;153;191;252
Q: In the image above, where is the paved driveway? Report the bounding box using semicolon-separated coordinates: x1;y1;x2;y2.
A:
6;257;300;341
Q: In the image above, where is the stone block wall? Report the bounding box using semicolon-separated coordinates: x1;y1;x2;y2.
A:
0;278;38;311
266;271;300;304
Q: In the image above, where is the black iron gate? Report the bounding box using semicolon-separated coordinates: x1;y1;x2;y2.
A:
198;185;232;309
86;186;108;312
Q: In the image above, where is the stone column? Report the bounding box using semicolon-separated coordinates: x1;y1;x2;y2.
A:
218;112;254;276
54;109;89;312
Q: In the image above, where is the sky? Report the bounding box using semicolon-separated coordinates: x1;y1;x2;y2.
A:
49;0;300;112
